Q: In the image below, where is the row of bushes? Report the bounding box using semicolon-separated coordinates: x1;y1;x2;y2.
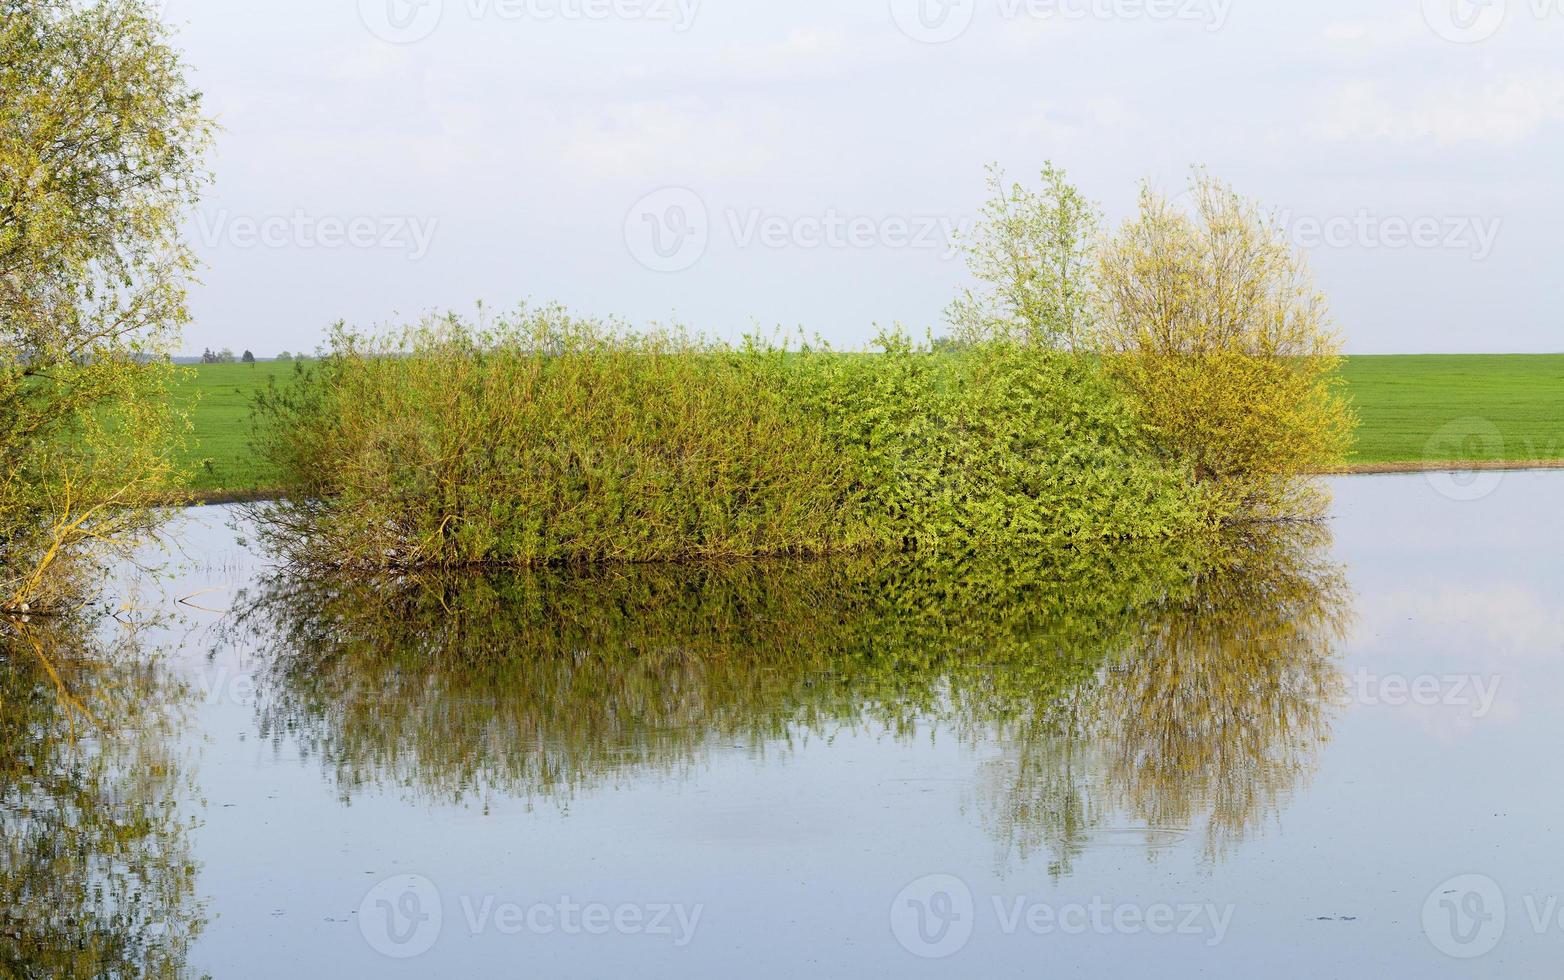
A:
251;314;1209;567
249;166;1354;569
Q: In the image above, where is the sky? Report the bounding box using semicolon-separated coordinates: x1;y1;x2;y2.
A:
163;0;1564;355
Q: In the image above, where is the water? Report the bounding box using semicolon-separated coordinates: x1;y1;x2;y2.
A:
4;472;1562;977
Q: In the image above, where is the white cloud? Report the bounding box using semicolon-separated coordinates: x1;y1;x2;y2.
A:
330;40;414;82
1315;72;1564;145
716;29;850;79
555;99;779;180
1322;20;1375;44
1317;14;1435;50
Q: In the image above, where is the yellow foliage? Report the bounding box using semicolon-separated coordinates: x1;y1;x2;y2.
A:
1095;170;1355;521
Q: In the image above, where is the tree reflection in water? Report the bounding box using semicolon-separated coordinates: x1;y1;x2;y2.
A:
0;615;204;979
229;524;1349;874
975;523;1351;875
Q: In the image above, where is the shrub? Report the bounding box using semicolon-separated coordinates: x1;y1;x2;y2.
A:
252;308;871;567
781;331;1207;554
1095;171;1356;521
251;306;1208;569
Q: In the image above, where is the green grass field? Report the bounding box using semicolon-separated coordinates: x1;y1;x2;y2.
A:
174;355;1564;497
1339;354;1564;466
174;360;293;494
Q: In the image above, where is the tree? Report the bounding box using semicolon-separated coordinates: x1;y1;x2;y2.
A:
242;350;256;364
947;162;1100;351
276;350;293;361
0;0;213;609
1095;170;1355;521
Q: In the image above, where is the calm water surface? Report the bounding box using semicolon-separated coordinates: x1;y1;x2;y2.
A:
5;473;1562;977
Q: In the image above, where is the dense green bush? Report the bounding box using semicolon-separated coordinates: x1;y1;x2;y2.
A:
1095;172;1355;522
250;304;1208;569
775;332;1208;553
252;308;870;567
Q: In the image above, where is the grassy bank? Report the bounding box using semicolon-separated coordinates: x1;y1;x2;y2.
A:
172;353;1564;498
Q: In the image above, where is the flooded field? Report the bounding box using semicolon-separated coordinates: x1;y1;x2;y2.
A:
4;472;1561;977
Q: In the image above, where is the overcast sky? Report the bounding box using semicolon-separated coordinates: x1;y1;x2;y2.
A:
165;0;1564;355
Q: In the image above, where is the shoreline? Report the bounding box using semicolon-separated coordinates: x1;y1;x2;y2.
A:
178;488;281;507
1328;459;1564;476
178;461;1564;508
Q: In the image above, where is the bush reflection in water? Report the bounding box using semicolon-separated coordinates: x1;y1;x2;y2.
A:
230;524;1349;872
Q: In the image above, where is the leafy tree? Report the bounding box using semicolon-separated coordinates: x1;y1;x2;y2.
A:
948;162;1101;351
0;0;213;609
1095;170;1355;521
242;349;255;364
276;350;293;361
